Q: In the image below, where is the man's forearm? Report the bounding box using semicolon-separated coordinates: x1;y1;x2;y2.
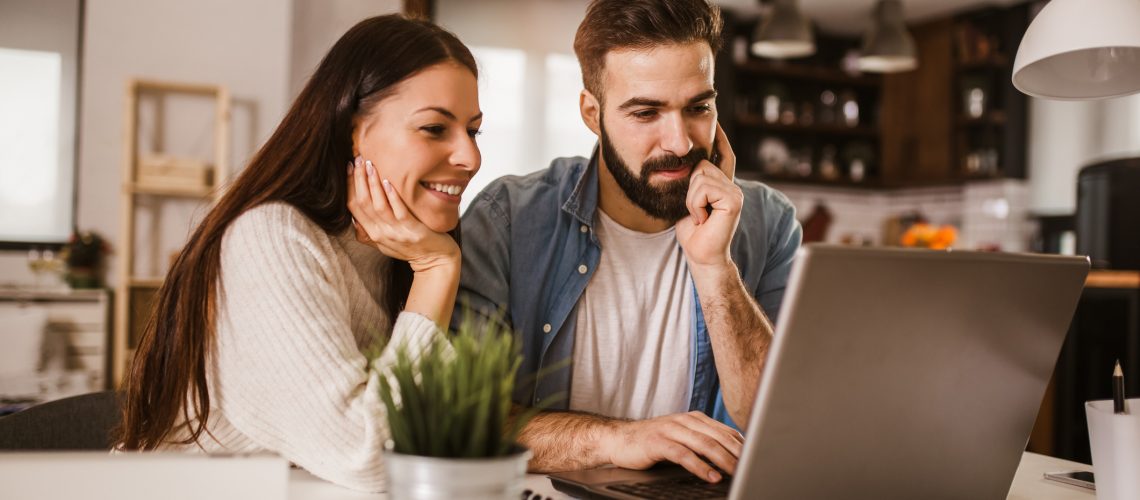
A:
690;262;773;428
515;408;621;472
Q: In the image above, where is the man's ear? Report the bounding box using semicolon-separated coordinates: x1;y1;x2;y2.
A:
580;90;601;136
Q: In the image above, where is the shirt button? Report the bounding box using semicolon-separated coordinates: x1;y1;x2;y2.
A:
543;323;552;333
580;225;588;233
578;264;588;274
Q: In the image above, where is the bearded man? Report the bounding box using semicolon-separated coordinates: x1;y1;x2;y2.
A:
453;0;802;484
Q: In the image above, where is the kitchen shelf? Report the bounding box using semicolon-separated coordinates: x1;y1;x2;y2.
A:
127;277;164;289
738;114;880;137
956;112;1007;127
736;60;881;88
114;78;230;387
125;183;214;198
949;5;1028;180
738;170;885;189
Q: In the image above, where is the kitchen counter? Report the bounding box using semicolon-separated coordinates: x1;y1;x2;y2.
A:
1085;270;1140;289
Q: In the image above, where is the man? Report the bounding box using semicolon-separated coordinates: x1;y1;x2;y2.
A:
454;0;801;484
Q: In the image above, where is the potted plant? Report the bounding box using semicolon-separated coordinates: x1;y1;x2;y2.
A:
60;230;111;289
377;318;539;500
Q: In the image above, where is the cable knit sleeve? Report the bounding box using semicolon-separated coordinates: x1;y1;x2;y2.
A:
210;203;442;492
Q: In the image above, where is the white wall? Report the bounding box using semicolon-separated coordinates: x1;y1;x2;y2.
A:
289;0;402;98
82;0;295;286
0;0;411;287
775;179;1030;251
0;0;80;245
0;0;293;286
1027;94;1140;215
436;0;598;211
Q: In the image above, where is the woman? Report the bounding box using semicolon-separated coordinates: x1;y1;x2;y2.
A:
117;15;481;492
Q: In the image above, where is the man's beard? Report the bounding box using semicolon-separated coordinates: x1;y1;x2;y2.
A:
599;116;709;223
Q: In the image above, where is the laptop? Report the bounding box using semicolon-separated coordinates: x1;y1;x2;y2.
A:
550;245;1089;500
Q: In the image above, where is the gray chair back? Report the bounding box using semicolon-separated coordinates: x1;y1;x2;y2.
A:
0;391;120;450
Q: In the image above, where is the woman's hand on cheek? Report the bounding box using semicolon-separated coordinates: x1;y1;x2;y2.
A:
347;156;460;273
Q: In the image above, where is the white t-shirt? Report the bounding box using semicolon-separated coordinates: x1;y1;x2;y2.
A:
569;209;693;420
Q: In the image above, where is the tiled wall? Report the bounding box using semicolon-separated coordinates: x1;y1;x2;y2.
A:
769;179;1031;252
959;180;1032;252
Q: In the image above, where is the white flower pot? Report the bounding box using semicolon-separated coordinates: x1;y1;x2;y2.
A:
383;447;532;500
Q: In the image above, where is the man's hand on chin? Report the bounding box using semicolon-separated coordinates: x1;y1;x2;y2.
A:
675;122;742;278
600;411;744;483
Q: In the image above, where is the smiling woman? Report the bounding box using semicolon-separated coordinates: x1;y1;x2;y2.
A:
0;0;81;247
115;15;480;493
350;63;481;233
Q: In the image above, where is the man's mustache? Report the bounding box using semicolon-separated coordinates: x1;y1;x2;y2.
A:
641;148;709;174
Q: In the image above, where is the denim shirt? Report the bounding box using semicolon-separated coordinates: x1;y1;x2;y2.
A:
452;151;802;429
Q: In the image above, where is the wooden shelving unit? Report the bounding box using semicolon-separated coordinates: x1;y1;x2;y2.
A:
112;79;230;386
735;59;882;88
720;3;1029;189
125;183;216;198
718;14;885;188
950;4;1029;180
736;114;880;138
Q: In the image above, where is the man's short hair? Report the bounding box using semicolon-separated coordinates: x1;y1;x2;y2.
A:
573;0;723;103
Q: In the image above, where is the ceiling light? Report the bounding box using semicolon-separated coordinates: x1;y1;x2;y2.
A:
858;0;917;73
752;0;815;59
1012;0;1140;100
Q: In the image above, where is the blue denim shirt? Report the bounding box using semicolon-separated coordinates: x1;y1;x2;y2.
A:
452;151;802;429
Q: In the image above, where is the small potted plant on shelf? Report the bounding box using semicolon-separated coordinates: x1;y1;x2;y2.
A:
60;230;111;289
377;317;540;500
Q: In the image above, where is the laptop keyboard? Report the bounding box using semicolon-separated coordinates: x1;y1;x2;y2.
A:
604;475;732;499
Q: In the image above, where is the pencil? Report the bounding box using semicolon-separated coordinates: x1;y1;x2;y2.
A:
1114;360;1127;414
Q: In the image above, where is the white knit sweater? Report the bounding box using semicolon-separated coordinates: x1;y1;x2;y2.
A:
160;202;443;492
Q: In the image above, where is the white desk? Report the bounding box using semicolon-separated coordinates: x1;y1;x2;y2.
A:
1006;452;1095;500
287;451;1095;499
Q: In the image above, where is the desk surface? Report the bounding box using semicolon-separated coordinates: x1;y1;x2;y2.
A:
287;452;1094;499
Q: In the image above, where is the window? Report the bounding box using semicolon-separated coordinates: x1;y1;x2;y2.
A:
459;48;597;212
0;0;81;247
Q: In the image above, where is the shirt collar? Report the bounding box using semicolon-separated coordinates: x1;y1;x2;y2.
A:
560;143;601;228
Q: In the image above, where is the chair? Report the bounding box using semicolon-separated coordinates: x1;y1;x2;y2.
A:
0;391;120;450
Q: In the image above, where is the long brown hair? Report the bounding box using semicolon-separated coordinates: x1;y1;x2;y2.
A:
118;15;477;450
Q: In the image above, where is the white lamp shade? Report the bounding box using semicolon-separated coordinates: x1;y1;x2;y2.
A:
857;0;918;73
858;55;918;73
752;40;815;59
752;0;815;59
1013;0;1140;100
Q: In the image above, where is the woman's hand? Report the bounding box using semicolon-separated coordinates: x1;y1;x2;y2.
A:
347;156;459;273
348;156;461;326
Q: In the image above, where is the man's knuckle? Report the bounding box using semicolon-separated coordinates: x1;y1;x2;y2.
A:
664;445;688;460
700;436;719;450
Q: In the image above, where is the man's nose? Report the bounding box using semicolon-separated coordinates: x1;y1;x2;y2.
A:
659;113;694;157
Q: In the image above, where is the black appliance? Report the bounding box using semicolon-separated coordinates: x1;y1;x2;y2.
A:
1076;157;1140;270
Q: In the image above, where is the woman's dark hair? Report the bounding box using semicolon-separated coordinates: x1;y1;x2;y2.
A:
118;14;477;450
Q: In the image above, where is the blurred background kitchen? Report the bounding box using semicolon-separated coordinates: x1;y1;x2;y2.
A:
1;0;1137;466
